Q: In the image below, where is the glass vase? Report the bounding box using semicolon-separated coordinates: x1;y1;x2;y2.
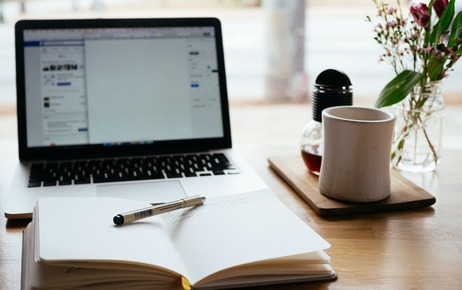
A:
391;81;445;173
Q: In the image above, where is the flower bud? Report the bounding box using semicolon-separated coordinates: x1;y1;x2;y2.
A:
433;0;448;18
410;3;430;28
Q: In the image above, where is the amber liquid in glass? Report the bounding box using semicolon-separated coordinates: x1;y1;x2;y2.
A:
301;149;322;176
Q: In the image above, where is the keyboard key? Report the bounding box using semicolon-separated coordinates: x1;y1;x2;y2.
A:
27;181;42;188
198;172;212;176
43;181;57;187
58;180;72;186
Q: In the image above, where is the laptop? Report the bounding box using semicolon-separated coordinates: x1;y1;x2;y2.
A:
5;18;267;219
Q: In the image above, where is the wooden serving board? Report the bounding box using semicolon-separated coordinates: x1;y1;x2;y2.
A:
268;155;436;216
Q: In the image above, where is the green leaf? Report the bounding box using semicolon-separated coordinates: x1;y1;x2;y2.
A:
449;11;462;46
427;52;449;80
428;58;446;80
375;70;422;108
430;0;456;43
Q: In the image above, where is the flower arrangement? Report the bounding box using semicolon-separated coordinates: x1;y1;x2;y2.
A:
367;0;462;171
367;0;462;107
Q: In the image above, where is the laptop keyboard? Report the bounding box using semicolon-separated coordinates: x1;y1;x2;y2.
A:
27;153;239;187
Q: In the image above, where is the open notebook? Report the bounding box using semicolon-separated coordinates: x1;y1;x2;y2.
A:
5;18;267;219
21;190;337;289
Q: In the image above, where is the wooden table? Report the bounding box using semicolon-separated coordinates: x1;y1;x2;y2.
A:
2;105;462;289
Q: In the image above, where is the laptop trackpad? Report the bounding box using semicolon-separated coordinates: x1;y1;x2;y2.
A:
96;180;187;203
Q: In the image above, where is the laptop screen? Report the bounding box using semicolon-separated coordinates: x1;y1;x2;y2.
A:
15;19;231;161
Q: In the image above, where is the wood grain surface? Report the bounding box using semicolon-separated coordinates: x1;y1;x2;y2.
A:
2;105;462;289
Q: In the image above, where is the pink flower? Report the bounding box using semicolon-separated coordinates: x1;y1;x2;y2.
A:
387;20;398;28
433;0;448;18
410;3;430;28
449;49;459;62
387;7;397;15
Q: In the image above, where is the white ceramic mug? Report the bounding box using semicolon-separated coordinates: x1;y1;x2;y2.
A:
319;106;396;202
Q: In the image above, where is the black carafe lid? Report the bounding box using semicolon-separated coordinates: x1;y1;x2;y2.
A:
312;69;353;122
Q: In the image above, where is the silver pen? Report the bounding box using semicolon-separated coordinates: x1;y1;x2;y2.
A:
113;195;206;226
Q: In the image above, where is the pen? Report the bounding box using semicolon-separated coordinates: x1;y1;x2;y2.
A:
113;195;206;226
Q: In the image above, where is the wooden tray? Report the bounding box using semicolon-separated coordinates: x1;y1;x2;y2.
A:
268;156;436;216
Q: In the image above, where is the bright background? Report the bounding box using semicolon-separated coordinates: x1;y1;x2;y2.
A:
0;0;461;108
